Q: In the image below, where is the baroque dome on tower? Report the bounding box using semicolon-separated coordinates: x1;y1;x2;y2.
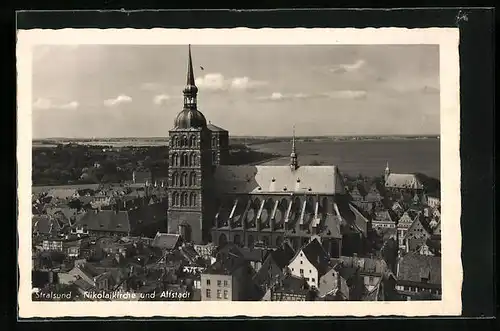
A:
174;108;207;129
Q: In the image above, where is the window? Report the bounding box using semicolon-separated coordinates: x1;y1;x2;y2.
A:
223;290;228;299
189;172;197;186
217;290;222;299
217;280;222;287
206;289;211;298
223;280;228;287
305;278;309;281
300;269;304;276
311;278;315;283
206;279;211;286
300;261;303;265
369;276;374;284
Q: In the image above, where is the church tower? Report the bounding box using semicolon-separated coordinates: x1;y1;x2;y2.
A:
290;126;299;170
384;162;391;182
167;45;214;244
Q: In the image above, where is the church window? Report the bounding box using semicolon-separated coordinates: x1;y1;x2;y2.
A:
172;192;180;206
189;172;197;186
212;151;216;163
182;135;188;146
172;172;179;186
212;136;217;148
189;152;197;166
181;192;188;206
171;135;179;147
171;153;179;167
189;192;197;206
189;135;197;147
180;172;188;187
181;153;188;166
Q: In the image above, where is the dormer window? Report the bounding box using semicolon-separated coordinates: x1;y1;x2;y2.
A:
297;178;301;183
271;178;276;182
283;187;287;191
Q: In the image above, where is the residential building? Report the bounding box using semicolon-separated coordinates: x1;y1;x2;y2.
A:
396;253;442;300
287;238;330;289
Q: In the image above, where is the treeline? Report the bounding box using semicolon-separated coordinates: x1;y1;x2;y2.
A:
32;144;169;186
32;143;278;186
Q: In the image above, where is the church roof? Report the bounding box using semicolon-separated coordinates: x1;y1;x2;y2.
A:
213;165;346;195
385;173;424;190
207;123;228;132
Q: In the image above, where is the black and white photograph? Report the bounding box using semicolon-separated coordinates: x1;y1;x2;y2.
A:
17;28;461;317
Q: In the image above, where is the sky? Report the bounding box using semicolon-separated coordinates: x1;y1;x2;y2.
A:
31;44;440;138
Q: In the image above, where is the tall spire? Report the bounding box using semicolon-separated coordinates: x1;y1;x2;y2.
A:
186;44;195;86
183;44;198;110
290;125;298;170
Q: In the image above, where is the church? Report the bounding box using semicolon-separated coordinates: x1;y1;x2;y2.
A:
166;46;369;257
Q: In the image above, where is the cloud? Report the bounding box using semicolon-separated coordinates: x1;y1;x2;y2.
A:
103;94;132;107
32;98;79;110
195;73;267;91
153;94;171;105
59;101;80;110
323;90;368;99
329;60;366;73
258;90;367;102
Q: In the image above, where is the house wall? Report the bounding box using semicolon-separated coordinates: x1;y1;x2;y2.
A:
288;250;319;288
200;273;233;301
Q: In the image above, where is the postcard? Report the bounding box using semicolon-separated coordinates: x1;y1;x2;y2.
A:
17;27;461;318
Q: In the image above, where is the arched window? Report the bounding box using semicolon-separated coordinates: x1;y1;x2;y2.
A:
172;192;180;206
171;135;178;147
181;153;188;166
212;136;217;148
180;172;188;187
182;135;188;146
212;151;216;164
189;135;197;147
171;153;179;167
181;192;188;206
189;172;197;186
189;153;196;166
172;172;179;186
233;234;241;246
189;192;197;206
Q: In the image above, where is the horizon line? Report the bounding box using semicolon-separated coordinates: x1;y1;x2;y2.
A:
33;134;440;140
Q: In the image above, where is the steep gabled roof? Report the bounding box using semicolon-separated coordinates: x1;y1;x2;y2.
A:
151;232;181;250
385;173;424;190
213;165;346;195
397;253;441;285
207;123;228;132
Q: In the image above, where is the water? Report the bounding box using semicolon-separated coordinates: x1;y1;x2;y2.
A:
252;139;440;179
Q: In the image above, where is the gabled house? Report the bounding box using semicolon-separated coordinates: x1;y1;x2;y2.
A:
396;212;414;248
403;215;432;253
252;242;295;290
372;210;396;230
287;238;330;289
318;266;349;301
